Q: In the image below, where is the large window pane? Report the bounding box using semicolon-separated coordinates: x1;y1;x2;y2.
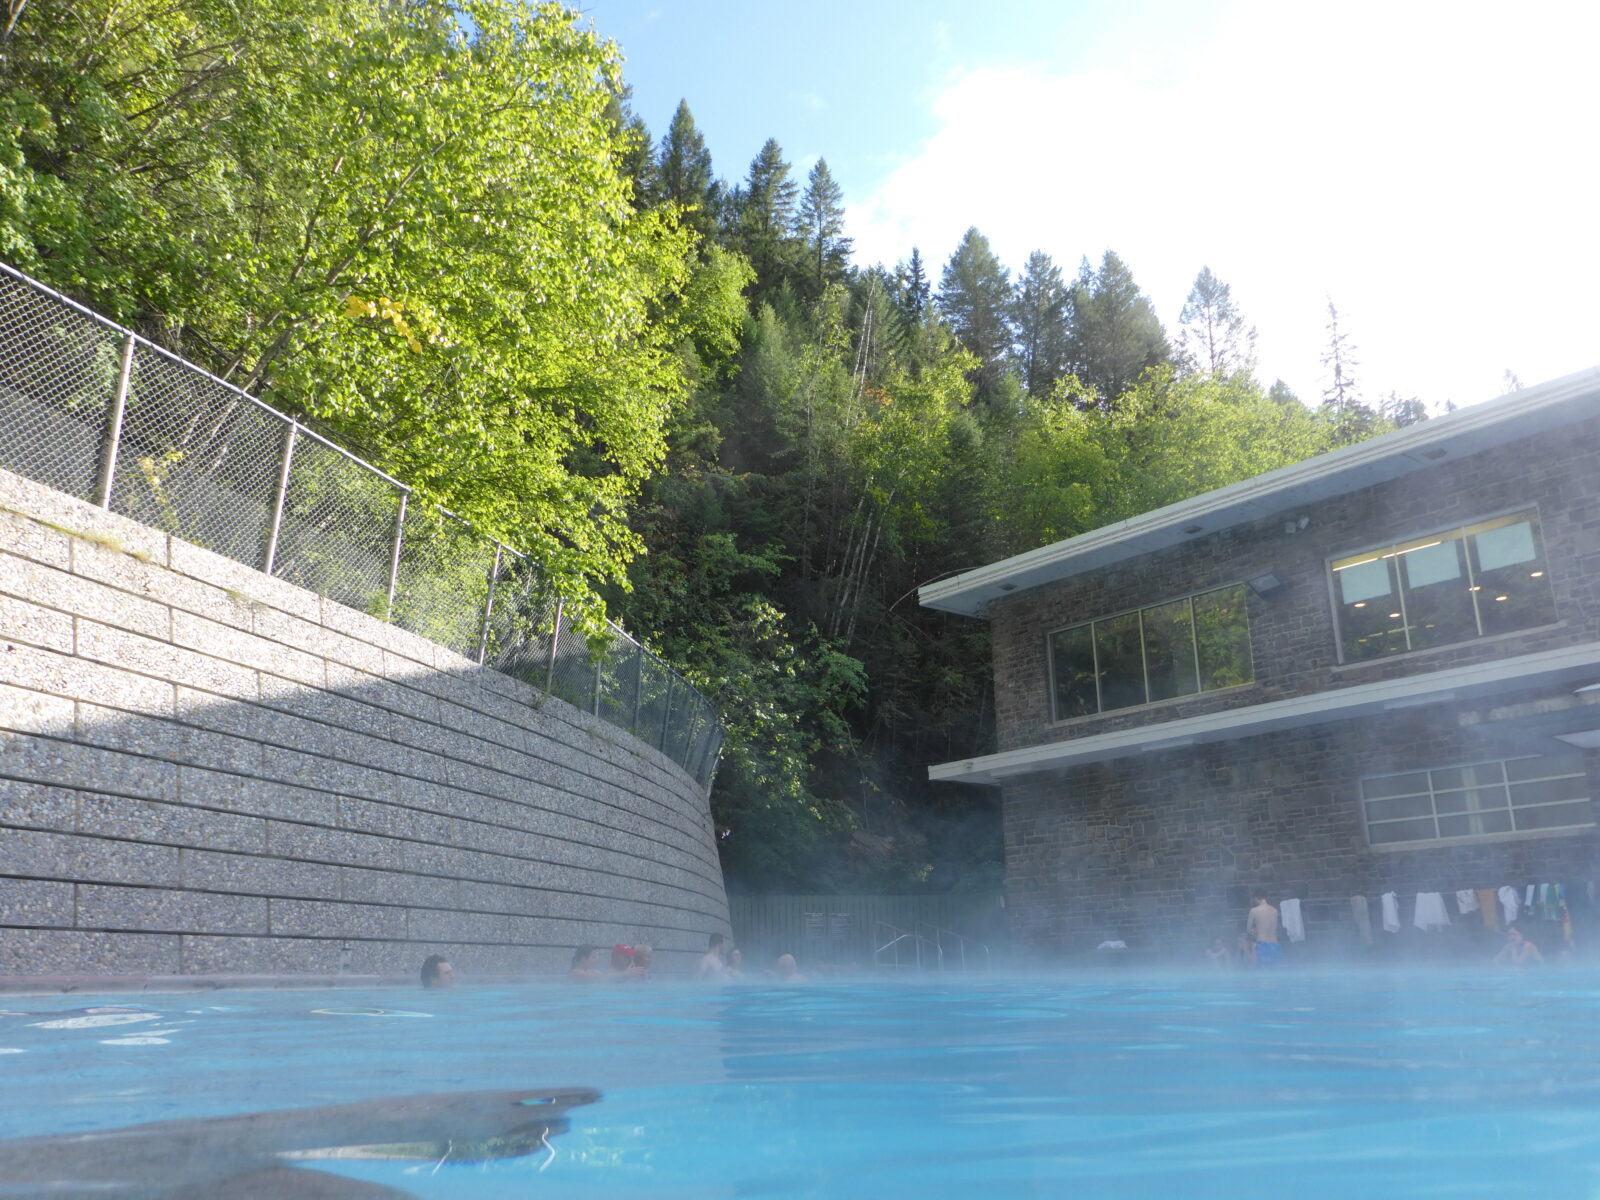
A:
1333;551;1405;660
1192;585;1253;691
1142;598;1200;702
1368;817;1437;845
1431;762;1506;791
1364;794;1435;823
1362;772;1430;801
1397;531;1476;650
1506;754;1586;782
1513;801;1594;831
1433;785;1509;814
1508;776;1589;806
1437;810;1514;838
1049;624;1098;720
1095;612;1146;711
1467;513;1556;636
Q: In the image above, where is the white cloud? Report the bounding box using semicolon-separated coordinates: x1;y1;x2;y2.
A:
848;0;1600;407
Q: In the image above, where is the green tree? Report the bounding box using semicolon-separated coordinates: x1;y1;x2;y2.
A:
1066;251;1170;406
1012;250;1071;397
738;137;800;292
1177;266;1254;378
656;99;718;236
797;157;851;291
938;227;1012;405
897;246;930;319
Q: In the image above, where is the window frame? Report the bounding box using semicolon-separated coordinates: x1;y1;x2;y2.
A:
1360;753;1593;852
1326;504;1557;665
1045;582;1254;723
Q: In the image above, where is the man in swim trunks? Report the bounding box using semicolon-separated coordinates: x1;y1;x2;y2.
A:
1247;892;1282;967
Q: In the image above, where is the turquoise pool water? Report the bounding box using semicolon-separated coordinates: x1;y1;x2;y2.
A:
3;971;1599;1197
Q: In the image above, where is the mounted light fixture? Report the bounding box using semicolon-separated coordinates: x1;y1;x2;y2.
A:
1246;570;1285;597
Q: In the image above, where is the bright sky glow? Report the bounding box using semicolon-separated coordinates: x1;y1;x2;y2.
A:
596;0;1600;409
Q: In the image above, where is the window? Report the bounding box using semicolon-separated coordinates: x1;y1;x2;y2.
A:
1361;754;1592;848
1331;509;1555;661
1048;584;1252;720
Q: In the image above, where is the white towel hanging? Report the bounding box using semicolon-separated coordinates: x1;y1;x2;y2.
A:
1281;898;1306;943
1456;889;1479;914
1381;892;1401;933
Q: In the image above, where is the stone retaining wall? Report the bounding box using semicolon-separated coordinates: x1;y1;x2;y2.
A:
0;468;729;978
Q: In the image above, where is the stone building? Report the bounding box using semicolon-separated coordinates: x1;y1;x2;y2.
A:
921;369;1600;957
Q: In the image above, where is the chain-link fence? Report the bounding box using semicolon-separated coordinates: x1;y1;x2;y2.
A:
0;262;723;790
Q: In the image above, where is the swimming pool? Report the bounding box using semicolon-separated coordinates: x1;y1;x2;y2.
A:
3;971;1599;1198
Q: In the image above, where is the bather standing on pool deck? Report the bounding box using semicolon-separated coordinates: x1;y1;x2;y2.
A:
1247;893;1281;967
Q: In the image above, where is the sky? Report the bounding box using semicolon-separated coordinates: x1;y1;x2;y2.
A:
588;0;1600;410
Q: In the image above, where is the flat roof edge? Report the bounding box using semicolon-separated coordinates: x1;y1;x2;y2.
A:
929;640;1600;785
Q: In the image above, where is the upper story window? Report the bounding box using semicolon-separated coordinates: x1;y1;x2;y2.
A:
1362;753;1592;848
1331;509;1556;662
1049;583;1252;720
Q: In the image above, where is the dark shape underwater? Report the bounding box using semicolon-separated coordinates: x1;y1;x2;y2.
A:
0;1086;600;1198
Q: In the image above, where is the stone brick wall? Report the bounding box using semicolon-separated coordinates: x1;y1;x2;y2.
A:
0;468;729;978
989;417;1600;752
1002;705;1600;958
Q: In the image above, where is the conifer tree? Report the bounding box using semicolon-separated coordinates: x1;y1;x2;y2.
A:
897;248;930;319
656;100;717;234
938;227;1013;405
1320;300;1360;416
797;158;852;290
1012;250;1071;397
1065;251;1170;406
738;138;800;291
1177;266;1254;378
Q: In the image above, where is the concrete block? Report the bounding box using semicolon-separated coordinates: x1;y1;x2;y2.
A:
255;606;384;675
269;898;407;940
3;551;171;640
180;934;340;974
78;794;265;854
322;599;439;668
0;729;178;802
2;828;179;888
0;778;76;831
177;765;337;825
336;796;454;846
0;469;169;564
180;848;341;900
0;681;76;736
0;509;73;571
168;536;321;622
0;876;75;927
77;620;257;702
341;866;459;909
72;700;186;761
76;884;268;935
0;927;180;974
172;610;324;688
406;907;508;944
0;591;76;654
0;644;173;718
266;821;406;872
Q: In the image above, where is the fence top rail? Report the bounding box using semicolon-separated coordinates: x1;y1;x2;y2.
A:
0;260;414;494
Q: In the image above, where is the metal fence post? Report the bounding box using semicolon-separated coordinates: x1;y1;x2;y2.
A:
592;652;603;717
92;334;136;509
630;645;645;734
260;420;297;575
384;490;408;621
477;543;503;665
545;598;564;694
657;675;675;750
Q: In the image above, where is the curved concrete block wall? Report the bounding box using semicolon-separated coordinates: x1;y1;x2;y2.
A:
0;468;730;978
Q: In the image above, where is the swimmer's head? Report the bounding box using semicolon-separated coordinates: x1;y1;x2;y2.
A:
420;955;455;988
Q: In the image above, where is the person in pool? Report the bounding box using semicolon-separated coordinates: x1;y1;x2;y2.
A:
1247;892;1281;967
569;945;603;983
695;933;728;981
606;944;636;981
420;955;455;989
1494;925;1544;967
1205;938;1233;969
725;947;744;979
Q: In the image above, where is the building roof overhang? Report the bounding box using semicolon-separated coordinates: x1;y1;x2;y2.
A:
929;641;1600;786
919;366;1600;619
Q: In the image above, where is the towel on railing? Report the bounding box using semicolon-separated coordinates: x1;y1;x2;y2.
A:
1456;889;1478;914
1414;892;1451;932
1351;895;1373;945
1477;888;1500;931
1499;886;1520;926
1381;892;1401;933
1280;898;1305;942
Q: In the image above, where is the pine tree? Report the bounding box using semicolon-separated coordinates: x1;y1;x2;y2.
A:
1011;250;1071;397
797;158;851;290
739;138;801;292
656;100;717;235
1319;300;1360;416
897;247;930;319
1066;251;1170;406
1177;266;1254;378
937;227;1013;405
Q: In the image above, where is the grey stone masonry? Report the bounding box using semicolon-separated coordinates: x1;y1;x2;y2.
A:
0;468;729;978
